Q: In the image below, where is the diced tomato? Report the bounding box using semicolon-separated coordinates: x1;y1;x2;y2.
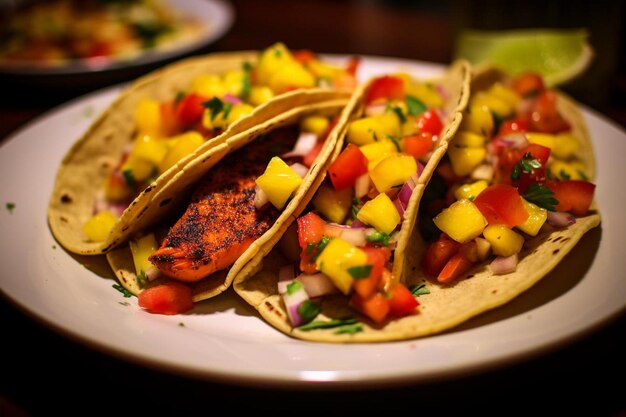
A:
387;283;419;317
437;253;474;284
160;102;181;136
546;180;596;216
497;118;529;137
421;233;461;278
292;49;316;63
403;131;433;159
520;90;571;134
328;143;368;191
473;184;529;227
365;75;405;104
353;247;392;298
297;212;327;273
138;281;194;315
350;292;390;323
345;56;360;77
176;93;208;127
511;72;545;98
496;143;551;192
416;109;443;136
86;42;112;58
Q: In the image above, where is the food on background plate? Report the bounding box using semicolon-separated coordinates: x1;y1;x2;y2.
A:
0;0;206;67
106;100;350;313
48;42;358;256
233;60;472;342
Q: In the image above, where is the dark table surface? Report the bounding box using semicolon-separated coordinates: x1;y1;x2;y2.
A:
2;1;626;415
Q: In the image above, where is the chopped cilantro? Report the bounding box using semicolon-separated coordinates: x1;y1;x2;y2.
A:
406;95;427;116
203;97;225;120
410;283;430;296
388;104;407;124
511;154;542;181
137;270;148;287
559;169;571;180
298;317;357;331
347;264;373;279
523;183;559;211
298;300;321;324
335;323;363;334
241;62;252;99
577;170;589;181
491;111;504;133
286;280;304;295
112;284;133;298
386;134;402;152
175;91;185;103
274;47;282;58
222;102;233;121
122;169;136;189
309;236;330;263
5;202;15;214
366;231;390;246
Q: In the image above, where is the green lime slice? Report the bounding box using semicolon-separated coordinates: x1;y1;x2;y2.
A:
454;29;594;86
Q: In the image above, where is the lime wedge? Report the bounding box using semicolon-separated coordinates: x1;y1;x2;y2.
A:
454;29;594;86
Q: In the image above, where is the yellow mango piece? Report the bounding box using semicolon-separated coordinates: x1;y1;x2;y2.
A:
316;237;368;295
359;140;398;170
301;115;330;136
132;134;168;165
483;224;524;257
553;133;580;159
356;193;401;234
312;185;353;224
190;74;225;98
471;91;513;118
121;154;154;183
268;61;315;93
447;145;487;177
249;86;275;106
460;103;495;137
402;77;444;108
135;99;162;137
103;173;132;202
256;42;295;86
451;131;486;148
255;156;303;210
487;83;520;109
526;132;556;149
158;131;204;173
454;180;489;201
518;199;547;237
222;70;245;96
129;233;159;278
347;113;400;146
548;159;587;180
307;59;339;79
434;199;487;243
369;154;417;194
226;103;255;126
83;211;117;242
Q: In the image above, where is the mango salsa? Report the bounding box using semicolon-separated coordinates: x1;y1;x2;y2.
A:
312;185;353;224
347;113;400;146
83;211;117;242
356;193;401;234
315;237;368;294
517;199;547;236
255;156;303;209
129;233;159;280
434;199;487;243
369;154;417;193
482;224;524;257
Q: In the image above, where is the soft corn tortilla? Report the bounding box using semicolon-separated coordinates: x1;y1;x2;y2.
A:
106;99;350;301
233;60;479;342
48;49;351;255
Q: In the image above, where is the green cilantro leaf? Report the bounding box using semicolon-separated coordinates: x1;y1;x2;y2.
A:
559;169;571;180
298;300;321;324
410;283;430;296
122;169;136;189
112;284;133;298
366;231;390;246
203;97;225;120
347;264;373;279
309;236;331;263
5;202;15;214
335;323;363;334
406;95;427;116
297;317;357;331
389;104;407;124
386;134;402;152
241;61;252;99
523;183;559;212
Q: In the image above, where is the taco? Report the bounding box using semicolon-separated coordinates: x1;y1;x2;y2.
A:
106;97;351;312
232;60;472;342
48;42;358;256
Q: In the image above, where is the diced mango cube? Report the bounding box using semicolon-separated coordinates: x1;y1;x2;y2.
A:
132;134;168;165
158;131;204;173
552;133;580;159
482;224;524;256
447;145;486;177
433;199;487;243
83;211;117;242
129;233;159;278
369;154;417;194
356;193;401;234
315;237;368;294
225;103;255;126
460;103;494;137
312;185;353;224
451;131;486;148
347;113;400;146
222;70;245;96
249;86;275;106
549;159;587;180
190;74;225;98
121;154;154;182
301;115;330;136
526;132;556;150
402;77;444;108
256;42;295;86
135;99;162;137
471;91;513;118
359;140;398;171
518;198;547;237
454;180;489;201
268;61;316;93
487;83;520;109
255;156;303;209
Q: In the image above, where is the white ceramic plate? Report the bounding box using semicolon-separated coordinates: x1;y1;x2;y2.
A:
0;0;235;75
1;56;624;388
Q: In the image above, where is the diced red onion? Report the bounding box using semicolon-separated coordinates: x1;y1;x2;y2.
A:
282;132;318;158
474;237;491;261
364;102;386;116
323;223;371;246
282;285;309;327
289;162;310;178
145;266;161;282
253;185;269;209
354;173;371;199
489;254;519;275
547;211;576;228
393;197;405;218
471;164;494;181
350;219;367;229
397;182;414;208
222;93;242;105
296;273;339;298
436;84;449;101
